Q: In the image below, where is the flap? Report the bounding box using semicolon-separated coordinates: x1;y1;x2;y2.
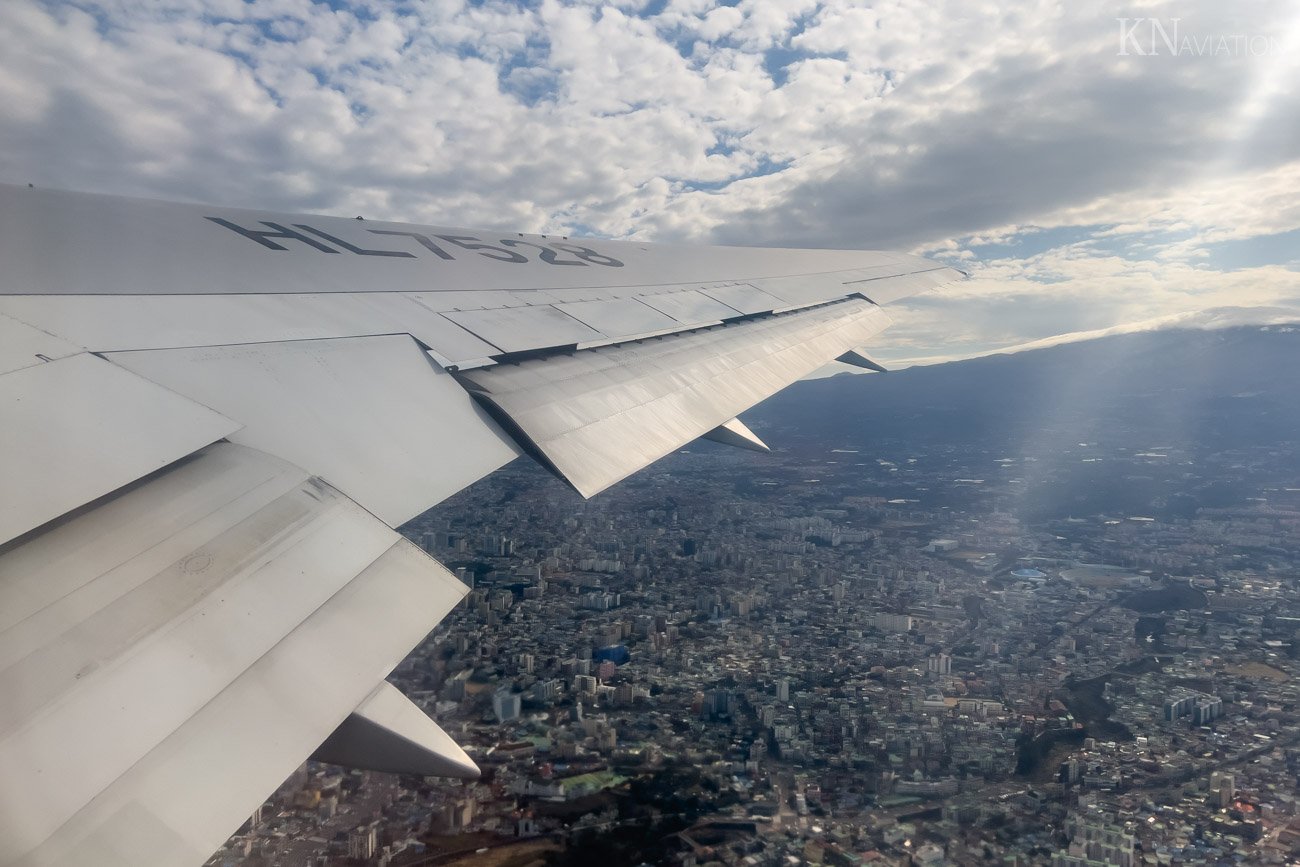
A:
0;443;468;866
0;353;239;546
457;298;892;497
107;335;522;527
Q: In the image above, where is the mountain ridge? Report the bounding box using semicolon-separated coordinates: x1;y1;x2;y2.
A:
752;324;1300;456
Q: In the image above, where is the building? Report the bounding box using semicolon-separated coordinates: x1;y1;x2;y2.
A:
875;612;915;632
1193;696;1223;725
348;823;378;860
1163;694;1196;721
1060;814;1135;867
927;652;952;675
493;689;521;723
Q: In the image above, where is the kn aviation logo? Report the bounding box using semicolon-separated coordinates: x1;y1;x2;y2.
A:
1116;18;1284;57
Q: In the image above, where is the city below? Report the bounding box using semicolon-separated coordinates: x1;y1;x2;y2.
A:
207;325;1300;867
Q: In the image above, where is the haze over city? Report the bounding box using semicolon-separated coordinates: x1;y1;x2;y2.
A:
207;324;1300;865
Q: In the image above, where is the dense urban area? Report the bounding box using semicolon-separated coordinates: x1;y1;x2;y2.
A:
210;332;1300;867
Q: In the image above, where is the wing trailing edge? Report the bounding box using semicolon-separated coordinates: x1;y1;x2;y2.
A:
456;297;893;497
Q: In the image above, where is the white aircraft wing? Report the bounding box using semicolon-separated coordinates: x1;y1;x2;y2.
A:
0;183;963;865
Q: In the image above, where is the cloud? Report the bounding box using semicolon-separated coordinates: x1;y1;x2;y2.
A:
874;301;1300;369
868;248;1300;365
0;0;1296;358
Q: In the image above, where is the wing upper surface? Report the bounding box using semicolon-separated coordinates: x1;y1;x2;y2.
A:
0;183;952;298
0;182;963;865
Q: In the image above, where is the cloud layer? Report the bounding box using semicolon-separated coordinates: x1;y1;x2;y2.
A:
1;0;1296;358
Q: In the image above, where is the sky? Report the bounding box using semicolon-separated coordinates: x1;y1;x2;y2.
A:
1;0;1298;363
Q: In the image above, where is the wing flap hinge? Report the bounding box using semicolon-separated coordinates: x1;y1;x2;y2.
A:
836;348;888;372
701;417;770;453
312;682;479;779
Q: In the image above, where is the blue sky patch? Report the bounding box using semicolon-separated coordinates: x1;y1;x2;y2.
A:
962;225;1094;260
1201;227;1300;270
763;45;808;87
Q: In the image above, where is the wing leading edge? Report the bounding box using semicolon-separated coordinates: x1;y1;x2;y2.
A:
0;184;963;865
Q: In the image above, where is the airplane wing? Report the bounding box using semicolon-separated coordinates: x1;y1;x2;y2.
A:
0;183;964;865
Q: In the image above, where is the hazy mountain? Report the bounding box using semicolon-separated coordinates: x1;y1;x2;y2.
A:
878;304;1300;368
752;325;1300;456
738;325;1300;521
